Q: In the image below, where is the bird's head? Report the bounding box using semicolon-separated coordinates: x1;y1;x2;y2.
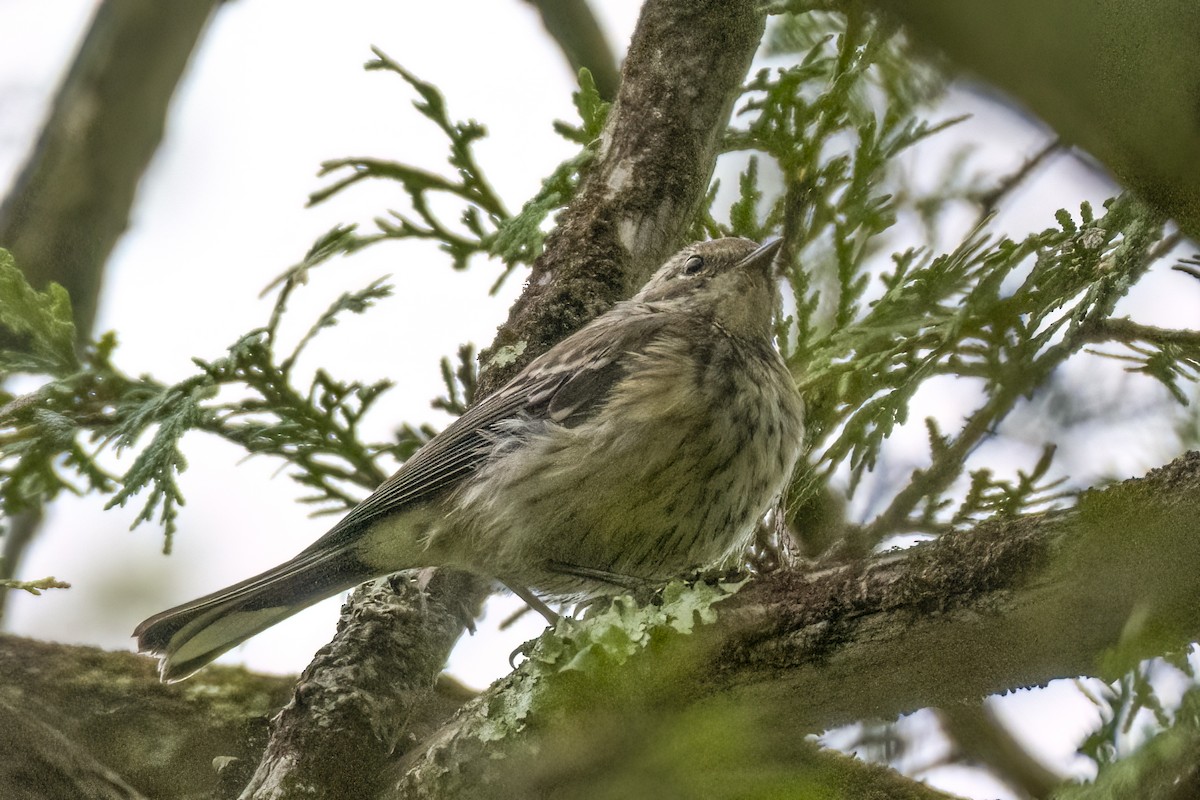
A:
633;237;784;340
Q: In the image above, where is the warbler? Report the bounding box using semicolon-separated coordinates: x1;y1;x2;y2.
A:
135;237;805;681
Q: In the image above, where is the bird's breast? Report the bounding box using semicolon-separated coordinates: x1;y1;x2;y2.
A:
443;333;803;595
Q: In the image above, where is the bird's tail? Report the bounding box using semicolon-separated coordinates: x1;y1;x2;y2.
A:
134;543;373;682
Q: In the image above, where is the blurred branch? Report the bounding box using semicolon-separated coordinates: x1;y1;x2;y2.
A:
523;0;621;101
0;633;293;800
0;508;42;619
0;0;220;339
0;632;475;800
938;701;1063;799
0;698;150;800
866;0;1200;241
0;0;220;619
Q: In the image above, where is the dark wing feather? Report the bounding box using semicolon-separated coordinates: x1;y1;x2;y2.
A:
306;304;669;551
545;358;628;427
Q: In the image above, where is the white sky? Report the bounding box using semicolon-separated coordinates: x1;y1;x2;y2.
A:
2;2;1197;798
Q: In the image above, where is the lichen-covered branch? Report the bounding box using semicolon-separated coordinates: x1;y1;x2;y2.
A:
386;452;1200;796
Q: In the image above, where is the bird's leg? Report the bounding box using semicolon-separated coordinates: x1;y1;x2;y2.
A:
547;560;662;606
503;583;560;670
503;582;560;626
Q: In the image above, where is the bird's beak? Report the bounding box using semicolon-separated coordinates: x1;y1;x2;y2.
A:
736;238;783;278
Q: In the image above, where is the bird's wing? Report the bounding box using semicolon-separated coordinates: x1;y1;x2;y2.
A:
305;304;670;551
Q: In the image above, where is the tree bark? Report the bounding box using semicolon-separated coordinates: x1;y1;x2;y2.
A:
478;0;767;392
385;452;1200;796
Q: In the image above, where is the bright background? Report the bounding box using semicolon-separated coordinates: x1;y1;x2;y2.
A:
2;2;1195;797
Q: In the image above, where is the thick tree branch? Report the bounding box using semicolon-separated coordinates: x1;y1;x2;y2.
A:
710;452;1200;730
239;572;487;800
386;452;1200;793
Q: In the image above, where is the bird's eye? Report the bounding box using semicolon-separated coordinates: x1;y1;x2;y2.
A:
682;256;704;276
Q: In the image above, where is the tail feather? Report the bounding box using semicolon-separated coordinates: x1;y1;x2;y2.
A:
134;544;372;682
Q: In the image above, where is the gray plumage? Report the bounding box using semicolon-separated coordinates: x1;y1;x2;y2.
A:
135;237;805;681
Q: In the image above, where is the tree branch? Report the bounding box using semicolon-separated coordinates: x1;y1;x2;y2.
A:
386;451;1200;794
1079;317;1200;349
0;698;149;800
478;0;768;393
936;702;1062;799
867;0;1200;241
0;0;220;337
239;572;487;800
523;0;621;101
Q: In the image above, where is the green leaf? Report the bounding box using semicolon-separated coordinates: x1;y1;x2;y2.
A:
554;67;611;144
0;249;78;375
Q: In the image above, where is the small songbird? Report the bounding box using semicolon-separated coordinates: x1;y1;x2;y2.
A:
135;238;805;681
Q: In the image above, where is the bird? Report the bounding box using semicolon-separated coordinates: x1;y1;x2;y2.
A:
134;237;805;681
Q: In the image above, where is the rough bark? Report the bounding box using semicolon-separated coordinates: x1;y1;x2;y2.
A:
384;452;1200;796
477;0;767;393
238;573;487;800
710;452;1200;728
236;1;769;798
